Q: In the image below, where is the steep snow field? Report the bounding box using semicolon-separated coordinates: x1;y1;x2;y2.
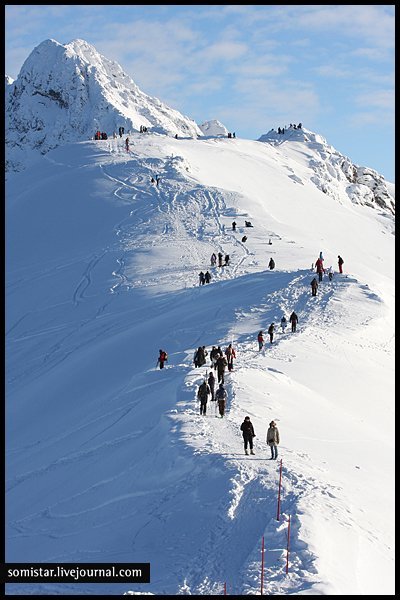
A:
6;134;394;595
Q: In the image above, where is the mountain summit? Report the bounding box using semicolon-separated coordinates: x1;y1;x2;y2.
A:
258;126;394;215
5;38;202;172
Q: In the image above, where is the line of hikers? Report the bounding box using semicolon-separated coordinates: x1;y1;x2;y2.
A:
210;252;230;268
257;311;298;350
193;344;236;381
197;374;227;417
311;252;345;296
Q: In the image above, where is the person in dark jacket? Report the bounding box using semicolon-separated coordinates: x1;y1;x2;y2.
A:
194;346;207;368
199;271;205;286
224;254;230;266
338;255;344;274
211;252;217;266
240;416;255;455
268;323;275;343
204;271;211;284
289;311;298;332
268;258;275;270
210;346;219;368
232;221;237;231
218;252;223;267
266;420;280;459
215;383;227;417
311;277;318;296
216;354;228;383
208;371;215;402
197;380;211;415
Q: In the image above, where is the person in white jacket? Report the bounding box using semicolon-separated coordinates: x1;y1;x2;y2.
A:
266;421;280;460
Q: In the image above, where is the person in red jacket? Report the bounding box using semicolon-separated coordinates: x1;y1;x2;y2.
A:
157;349;168;369
257;331;264;351
315;257;324;282
225;343;236;371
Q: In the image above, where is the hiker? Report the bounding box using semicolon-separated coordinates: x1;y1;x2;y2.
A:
240;416;256;455
194;345;207;368
224;254;230;266
315;257;324;282
216;383;227;417
156;176;160;187
157;349;168;369
266;420;280;459
232;221;237;231
289;311;298;332
211;252;217;266
268;323;275;344
268;258;275;270
281;316;287;333
225;343;236;372
208;370;215;402
216;354;228;384
327;266;334;281
257;330;264;351
204;271;211;284
125;137;130;152
199;271;205;286
338;255;344;274
245;221;253;227
197;379;211;415
241;235;247;243
218;252;223;267
210;346;220;369
311;277;318;296
151;176;155;184
175;133;178;139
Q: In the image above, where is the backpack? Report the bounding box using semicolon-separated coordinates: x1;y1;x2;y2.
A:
161;351;167;361
216;388;227;401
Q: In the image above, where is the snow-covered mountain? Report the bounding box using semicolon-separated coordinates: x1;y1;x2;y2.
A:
5;38;202;172
199;119;229;137
258;126;395;216
6;128;394;595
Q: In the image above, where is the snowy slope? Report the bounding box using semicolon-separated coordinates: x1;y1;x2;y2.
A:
6;132;395;595
5;39;202;173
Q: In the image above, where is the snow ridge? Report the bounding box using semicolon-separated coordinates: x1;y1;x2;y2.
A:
258;126;395;215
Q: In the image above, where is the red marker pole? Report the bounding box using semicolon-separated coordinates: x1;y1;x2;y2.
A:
261;535;265;595
276;458;283;521
286;514;291;575
224;582;227;595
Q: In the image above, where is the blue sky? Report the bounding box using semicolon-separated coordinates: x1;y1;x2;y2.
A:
5;4;395;181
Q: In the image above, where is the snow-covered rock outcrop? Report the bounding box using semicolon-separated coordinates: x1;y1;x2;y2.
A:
199;119;229;137
258;125;395;215
6;38;202;172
